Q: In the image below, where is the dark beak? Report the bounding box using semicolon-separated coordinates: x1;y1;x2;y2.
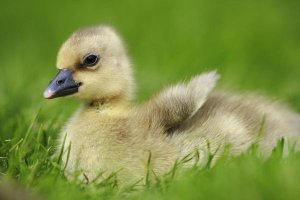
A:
43;69;81;99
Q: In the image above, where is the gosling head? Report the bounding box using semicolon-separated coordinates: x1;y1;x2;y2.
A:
43;25;135;103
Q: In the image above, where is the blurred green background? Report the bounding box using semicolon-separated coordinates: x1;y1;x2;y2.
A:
0;0;300;199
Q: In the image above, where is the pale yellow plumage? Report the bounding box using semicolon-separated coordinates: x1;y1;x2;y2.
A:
46;25;300;185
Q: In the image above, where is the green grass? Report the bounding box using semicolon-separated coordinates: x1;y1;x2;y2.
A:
0;0;300;199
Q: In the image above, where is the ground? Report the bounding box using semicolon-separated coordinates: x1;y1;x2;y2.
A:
0;0;300;199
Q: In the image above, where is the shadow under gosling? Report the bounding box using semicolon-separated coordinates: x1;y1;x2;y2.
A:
43;25;300;185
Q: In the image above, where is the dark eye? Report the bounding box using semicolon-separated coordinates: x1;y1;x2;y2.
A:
82;54;99;67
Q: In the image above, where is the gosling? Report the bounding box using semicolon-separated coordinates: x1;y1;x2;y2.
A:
43;25;300;185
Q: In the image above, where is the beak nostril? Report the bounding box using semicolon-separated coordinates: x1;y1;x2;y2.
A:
56;79;65;86
45;69;79;99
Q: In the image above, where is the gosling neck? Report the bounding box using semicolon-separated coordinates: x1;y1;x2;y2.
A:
85;95;132;111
